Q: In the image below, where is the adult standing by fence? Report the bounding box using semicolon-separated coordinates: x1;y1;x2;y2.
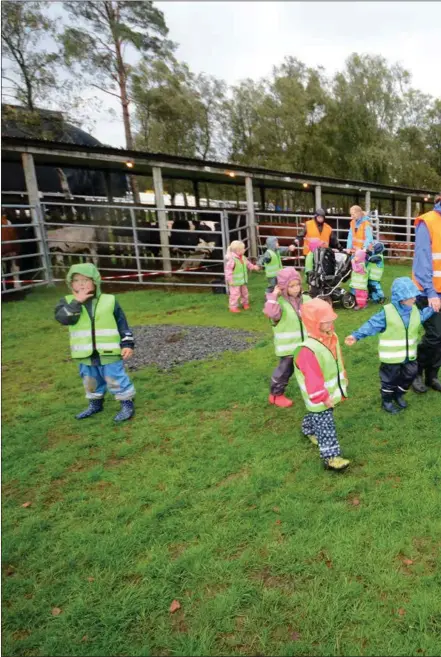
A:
346;205;374;252
412;194;441;393
294;208;341;254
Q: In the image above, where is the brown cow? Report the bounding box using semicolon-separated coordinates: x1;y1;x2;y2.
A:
1;215;21;289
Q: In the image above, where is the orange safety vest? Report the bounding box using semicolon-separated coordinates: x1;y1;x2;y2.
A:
412;210;441;294
303;219;333;255
349;218;371;251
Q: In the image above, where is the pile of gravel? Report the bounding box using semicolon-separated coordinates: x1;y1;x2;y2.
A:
127;324;262;371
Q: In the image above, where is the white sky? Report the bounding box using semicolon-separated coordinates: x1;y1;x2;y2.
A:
83;1;441;147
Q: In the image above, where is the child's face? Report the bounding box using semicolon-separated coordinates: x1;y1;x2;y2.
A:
320;320;334;334
71;274;95;295
401;297;416;307
275;240;280;249
287;280;301;297
235;245;245;256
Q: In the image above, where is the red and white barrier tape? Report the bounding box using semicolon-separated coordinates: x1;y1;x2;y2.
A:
1;262;222;284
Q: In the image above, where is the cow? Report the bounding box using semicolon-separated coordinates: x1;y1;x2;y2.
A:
1;215;21;289
46;225;99;269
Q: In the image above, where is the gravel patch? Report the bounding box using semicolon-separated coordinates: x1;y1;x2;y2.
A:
127;324;263;371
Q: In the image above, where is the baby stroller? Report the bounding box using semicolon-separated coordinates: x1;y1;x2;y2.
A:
307;247;356;308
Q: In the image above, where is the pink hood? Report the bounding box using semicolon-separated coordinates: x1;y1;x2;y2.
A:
308;238;324;252
276;267;303;311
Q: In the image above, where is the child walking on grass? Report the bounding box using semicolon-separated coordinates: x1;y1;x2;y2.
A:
55;263;135;422
264;267;310;407
294;298;350;471
350;248;369;310
224;240;260;313
345;277;435;414
257;236;296;293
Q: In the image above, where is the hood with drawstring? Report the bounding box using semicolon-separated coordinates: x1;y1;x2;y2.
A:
66;263;101;297
352;249;367;273
390;277;419;319
301;298;339;358
276;267;303;311
266;236;279;251
373;242;385;255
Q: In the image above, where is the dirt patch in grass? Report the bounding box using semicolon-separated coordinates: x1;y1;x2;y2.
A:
216;468;249;487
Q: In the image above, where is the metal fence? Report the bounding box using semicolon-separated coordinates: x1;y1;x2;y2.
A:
256;210;416;263
1;202;253;293
1;201;418;295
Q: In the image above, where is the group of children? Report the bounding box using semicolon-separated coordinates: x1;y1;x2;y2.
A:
224;237;436;471
55;247;435;474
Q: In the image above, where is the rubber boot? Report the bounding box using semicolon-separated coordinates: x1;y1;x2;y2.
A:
307;435;318;446
426;370;441;392
242;304;250;310
268;394;293;408
76;398;103;420
324;456;350;471
412;374;428;393
229;307;240;314
382;398;401;414
394;393;408;409
114;399;135;422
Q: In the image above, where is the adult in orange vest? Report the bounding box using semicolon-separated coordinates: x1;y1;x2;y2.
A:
411;193;441;393
346;206;374;252
294;209;341;255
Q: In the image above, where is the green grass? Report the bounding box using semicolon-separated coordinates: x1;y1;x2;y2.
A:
2;265;440;657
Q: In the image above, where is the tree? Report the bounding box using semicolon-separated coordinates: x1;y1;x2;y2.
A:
61;1;172;152
132;57;226;160
1;1;59;111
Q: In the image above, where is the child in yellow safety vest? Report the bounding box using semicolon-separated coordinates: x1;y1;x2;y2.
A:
257;236;296;293
350;249;369;310
294;298;350;471
55;263;136;422
264;267;310;407
345;277;435;414
224;240;260;313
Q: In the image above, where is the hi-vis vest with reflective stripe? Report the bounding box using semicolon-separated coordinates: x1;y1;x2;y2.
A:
265;249;283;278
303;220;332;255
367;255;384;281
66;293;121;359
412;210;441;294
294;338;347;413
304;251;314;274
350;218;371;250
378;304;420;364
350;264;368;290
272;295;311;357
231;257;248;286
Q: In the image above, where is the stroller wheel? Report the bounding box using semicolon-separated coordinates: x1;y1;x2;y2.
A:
342;291;356;309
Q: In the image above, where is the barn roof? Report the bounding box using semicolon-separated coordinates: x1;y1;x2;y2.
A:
1;133;437;202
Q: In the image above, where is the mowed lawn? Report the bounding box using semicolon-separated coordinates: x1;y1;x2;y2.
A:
2;264;440;657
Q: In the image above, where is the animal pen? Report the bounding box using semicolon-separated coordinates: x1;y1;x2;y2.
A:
1;136;438;295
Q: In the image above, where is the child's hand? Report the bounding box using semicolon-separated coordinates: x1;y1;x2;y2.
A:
73;290;94;303
121;348;134;360
288;244;296;252
273;285;282;297
324;396;334;409
345;336;357;346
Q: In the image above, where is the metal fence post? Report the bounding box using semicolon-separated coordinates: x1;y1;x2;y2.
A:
221;209;229;295
39;203;54;286
129;207;143;283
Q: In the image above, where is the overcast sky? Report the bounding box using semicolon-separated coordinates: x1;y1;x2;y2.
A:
91;1;440;147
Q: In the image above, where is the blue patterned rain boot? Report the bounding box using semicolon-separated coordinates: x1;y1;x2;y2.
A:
114;400;134;422
76;398;104;420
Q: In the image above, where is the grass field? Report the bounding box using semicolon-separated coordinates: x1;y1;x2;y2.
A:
2;264;440;657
